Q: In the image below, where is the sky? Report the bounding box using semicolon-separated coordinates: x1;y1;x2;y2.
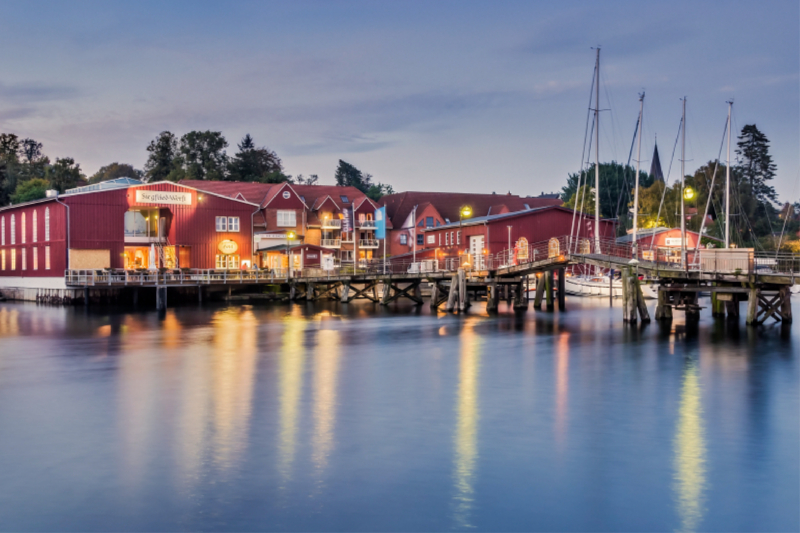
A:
0;0;798;201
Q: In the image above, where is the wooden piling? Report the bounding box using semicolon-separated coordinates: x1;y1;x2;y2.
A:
655;286;672;320
545;270;554;310
156;286;167;311
533;274;545;309
445;273;459;312
746;286;758;325
307;282;315;301
341;282;351;303
513;280;527;310
380;280;393;305
458;269;468;312
486;280;498;313
780;286;793;324
634;276;650;322
557;268;566;311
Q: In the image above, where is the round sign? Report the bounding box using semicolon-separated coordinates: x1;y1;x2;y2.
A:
282;191;291;199
218;240;239;254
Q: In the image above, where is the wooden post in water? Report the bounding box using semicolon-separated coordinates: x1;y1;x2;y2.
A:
545;270;554;311
513;280;527;310
486;279;498;313
458;269;468;312
746;286;759;325
430;283;440;309
780;286;793;324
340;281;351;303
634;276;650;322
655;286;672;320
446;273;459;312
609;268;614;306
380;280;392;305
307;282;315;301
557;268;566;311
156;286;167;311
533;274;545;309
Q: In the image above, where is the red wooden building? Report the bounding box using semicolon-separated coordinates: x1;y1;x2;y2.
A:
0;180;257;290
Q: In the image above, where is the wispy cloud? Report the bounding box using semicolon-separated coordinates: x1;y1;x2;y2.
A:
0;81;80;103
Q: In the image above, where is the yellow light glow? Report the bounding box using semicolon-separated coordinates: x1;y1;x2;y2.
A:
287;231;297;240
461;206;472;218
684;187;696;201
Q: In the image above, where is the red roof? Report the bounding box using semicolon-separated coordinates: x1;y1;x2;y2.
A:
380;191;562;228
179;180;276;205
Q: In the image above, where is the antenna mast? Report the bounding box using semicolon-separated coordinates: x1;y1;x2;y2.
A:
594;48;601;253
680;97;686;268
725;100;733;248
632;91;644;256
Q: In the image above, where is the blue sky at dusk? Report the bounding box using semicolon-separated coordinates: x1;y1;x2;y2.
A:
0;1;797;200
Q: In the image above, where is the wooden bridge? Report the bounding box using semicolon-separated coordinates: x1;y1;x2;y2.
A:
64;235;797;326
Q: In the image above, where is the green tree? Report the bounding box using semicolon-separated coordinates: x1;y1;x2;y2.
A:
366;182;394;201
0;133;21;205
144;131;179;182
335;160;372;192
227;134;289;183
736;124;778;204
10;178;49;204
178;130;228;181
563;183;596;215
46;157;85;193
561;162;653;222
295;174;319;185
89;162;142;184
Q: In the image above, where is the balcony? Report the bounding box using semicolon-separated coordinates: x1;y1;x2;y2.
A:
322;218;342;229
321;239;341;249
359;239;379;248
360;219;377;229
342;234;355;243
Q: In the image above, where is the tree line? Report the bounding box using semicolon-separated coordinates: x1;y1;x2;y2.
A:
561;124;800;251
0;130;394;206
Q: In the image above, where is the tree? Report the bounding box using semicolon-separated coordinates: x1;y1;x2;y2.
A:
144;131;179;182
227;134;289;183
46;157;85;193
0;134;21;205
561;162;653;222
89;162;142;184
335;160;372;192
736;124;778;204
563;184;596;215
366;182;394;201
20;138;43;164
178;131;228;181
295;174;319;185
10;178;49;204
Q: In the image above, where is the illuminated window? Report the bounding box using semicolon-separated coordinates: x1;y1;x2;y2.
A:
516;237;529;260
11;249;16;270
215;216;227;232
277;210;296;227
445;232;449;246
45;207;50;241
215;254;240;269
451;231;454;246
457;230;461;245
10;215;15;245
1;249;4;270
1;216;4;245
548;237;560;258
45;246;51;270
21;213;26;244
32;210;37;242
227;217;240;232
33;247;38;270
21;248;26;270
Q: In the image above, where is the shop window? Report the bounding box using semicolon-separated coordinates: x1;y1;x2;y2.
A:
33;247;38;270
400;234;408;245
45;207;50;241
277;210;296;227
216;216;228;232
21;213;26;243
215;254;240;270
10;215;15;245
417;234;424;246
45;246;50;270
125;208;159;238
33;210;37;242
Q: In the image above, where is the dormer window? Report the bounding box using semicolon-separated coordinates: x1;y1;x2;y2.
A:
340;195;349;203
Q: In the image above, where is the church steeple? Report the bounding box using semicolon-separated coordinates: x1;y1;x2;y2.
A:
650;139;664;182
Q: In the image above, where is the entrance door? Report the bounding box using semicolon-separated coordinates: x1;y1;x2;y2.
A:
470;235;484;269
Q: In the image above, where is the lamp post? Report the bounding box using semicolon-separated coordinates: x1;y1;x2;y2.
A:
459;204;472;256
286;231;296;282
507;225;512;265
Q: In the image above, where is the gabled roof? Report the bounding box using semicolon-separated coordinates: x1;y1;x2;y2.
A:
178;180;276;205
380;191;562;229
422;205;612;231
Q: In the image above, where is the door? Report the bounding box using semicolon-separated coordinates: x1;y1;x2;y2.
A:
470;235;484;269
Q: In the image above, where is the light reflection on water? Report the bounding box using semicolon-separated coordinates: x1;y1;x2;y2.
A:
0;298;797;532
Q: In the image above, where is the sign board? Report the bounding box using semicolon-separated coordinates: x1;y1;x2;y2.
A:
665;237;685;247
342;208;353;232
322;255;335;271
306;253;318;259
427;235;435;244
375;206;386;239
218;240;239;254
136;190;192;205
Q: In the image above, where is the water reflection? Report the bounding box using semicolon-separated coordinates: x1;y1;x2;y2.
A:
312;328;341;476
453;319;482;529
555;332;570;447
278;311;307;485
673;357;707;532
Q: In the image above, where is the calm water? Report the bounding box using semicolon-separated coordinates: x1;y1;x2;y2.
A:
0;297;797;532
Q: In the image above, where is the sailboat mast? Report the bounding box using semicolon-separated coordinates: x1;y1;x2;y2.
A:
594;48;601;252
725;100;732;248
680;97;686;267
632;92;644;254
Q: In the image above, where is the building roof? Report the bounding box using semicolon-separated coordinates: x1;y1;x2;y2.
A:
615;227;723;244
422;205;611;231
178;180;276;205
65;177;143;195
380;191;562;229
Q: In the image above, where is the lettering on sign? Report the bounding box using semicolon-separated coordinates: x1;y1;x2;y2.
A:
282;191;291;199
135;190;192;205
306;253;318;259
665;237;685;247
218;240;239;254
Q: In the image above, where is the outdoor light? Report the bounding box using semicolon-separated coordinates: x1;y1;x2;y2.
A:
460;205;472;219
683;187;695;201
287;231;297;240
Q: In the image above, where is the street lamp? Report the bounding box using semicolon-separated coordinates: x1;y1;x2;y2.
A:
683;186;695;201
459;204;472;250
286;230;296;281
507;225;512;265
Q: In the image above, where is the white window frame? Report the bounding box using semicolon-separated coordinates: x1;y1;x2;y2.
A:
11;249;16;270
21;248;26;270
277;210;296;227
216;216;228;232
45;246;51;270
445;232;449;246
45;207;50;241
451;232;455;246
1;249;4;270
227;217;240;232
33;246;38;270
457;230;461;245
21;213;26;244
33;210;37;242
400;233;408;245
427;235;435;245
1;216;4;246
10;215;15;245
438;233;441;246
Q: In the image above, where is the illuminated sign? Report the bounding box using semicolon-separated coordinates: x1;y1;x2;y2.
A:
306;253;318;259
135;190;192;205
218;240;239;254
665;237;685;247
